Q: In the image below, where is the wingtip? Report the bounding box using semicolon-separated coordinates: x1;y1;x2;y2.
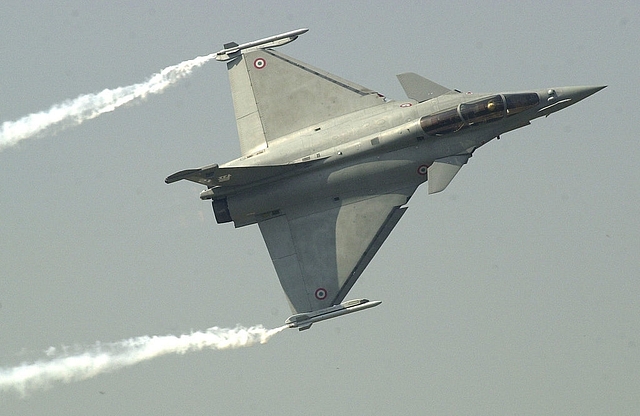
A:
164;168;200;184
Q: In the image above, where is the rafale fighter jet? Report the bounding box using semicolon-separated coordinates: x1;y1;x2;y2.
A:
166;29;604;330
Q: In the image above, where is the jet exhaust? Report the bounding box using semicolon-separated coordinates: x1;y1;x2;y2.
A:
0;52;216;151
0;324;286;397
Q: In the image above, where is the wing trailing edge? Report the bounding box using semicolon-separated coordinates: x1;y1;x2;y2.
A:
165;158;324;190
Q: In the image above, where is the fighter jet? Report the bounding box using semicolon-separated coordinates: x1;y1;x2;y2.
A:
166;29;604;330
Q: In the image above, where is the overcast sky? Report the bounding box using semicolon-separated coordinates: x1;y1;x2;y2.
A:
1;1;639;414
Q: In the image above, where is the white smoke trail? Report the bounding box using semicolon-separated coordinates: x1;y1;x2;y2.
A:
0;324;287;396
0;53;216;151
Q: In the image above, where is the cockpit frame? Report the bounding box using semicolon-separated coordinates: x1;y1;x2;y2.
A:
420;92;539;136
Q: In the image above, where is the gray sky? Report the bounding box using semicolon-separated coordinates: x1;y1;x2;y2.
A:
1;1;639;414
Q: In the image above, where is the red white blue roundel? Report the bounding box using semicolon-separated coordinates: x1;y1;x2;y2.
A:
253;58;266;69
315;288;327;300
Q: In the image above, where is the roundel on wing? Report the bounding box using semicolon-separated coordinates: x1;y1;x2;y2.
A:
253;58;266;69
315;288;327;300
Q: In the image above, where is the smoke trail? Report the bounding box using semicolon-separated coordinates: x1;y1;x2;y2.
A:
0;324;287;396
0;53;216;151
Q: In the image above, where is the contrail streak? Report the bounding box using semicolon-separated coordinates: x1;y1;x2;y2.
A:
0;324;287;396
0;53;215;151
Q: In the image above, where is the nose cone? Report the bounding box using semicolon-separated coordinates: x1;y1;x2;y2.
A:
561;85;607;102
538;85;606;116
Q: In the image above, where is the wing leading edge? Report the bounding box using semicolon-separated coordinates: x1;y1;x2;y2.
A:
258;188;415;314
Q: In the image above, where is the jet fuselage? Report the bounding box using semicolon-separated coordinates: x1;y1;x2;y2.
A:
211;86;603;227
165;29;604;321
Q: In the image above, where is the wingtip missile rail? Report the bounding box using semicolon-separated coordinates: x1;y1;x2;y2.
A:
215;28;309;61
285;298;382;331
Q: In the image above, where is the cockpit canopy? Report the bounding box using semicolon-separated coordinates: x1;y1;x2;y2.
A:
420;92;539;136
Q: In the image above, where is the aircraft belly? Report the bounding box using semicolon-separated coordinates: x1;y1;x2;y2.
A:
226;151;426;227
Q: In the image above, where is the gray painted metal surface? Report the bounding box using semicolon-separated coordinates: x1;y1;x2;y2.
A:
165;29;605;329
